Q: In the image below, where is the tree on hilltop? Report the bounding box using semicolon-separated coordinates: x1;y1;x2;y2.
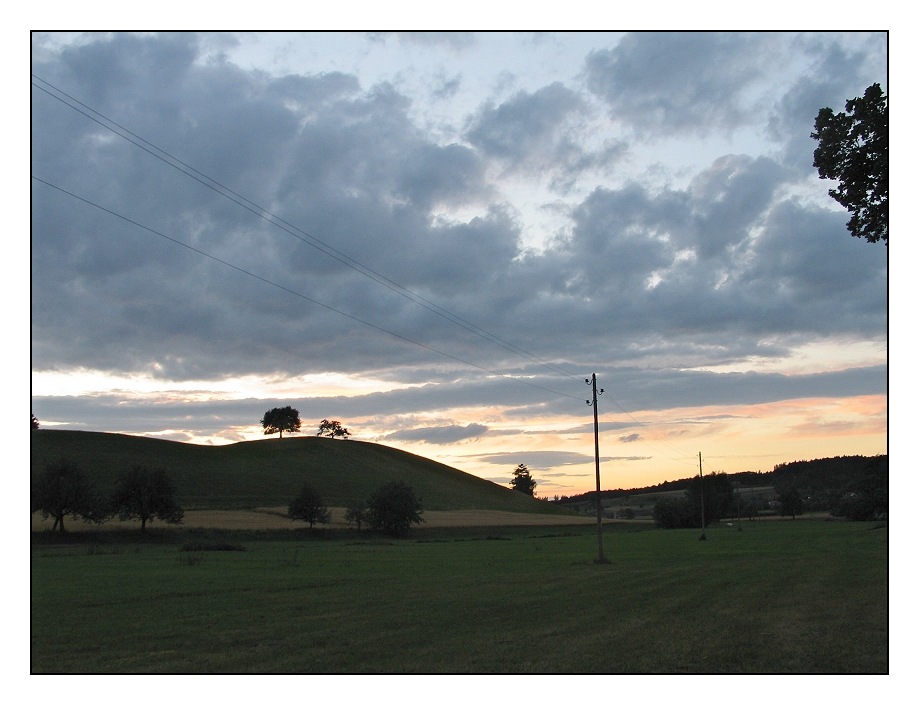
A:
261;406;302;439
812;83;888;244
317;419;350;439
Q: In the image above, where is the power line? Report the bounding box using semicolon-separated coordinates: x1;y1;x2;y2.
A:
32;75;711;468
32;175;585;403
31;74;581;383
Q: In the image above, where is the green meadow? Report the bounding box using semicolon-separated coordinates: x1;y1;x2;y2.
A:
31;519;887;673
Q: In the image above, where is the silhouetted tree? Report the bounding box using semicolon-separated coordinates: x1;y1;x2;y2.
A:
367;481;424;537
317;419;350;439
777;487;804;519
812;83;888;244
831;455;888;521
510;463;536;496
261;406;302;439
111;465;183;533
31;461;107;532
686;472;734;527
288;484;331;528
652;496;695;529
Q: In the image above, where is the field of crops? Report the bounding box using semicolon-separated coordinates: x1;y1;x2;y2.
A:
31;517;888;674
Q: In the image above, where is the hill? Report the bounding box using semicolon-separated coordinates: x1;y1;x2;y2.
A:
30;430;561;513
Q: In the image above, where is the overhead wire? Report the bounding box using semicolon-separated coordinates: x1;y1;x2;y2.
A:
32;176;586;403
32;74;707;467
31;74;582;383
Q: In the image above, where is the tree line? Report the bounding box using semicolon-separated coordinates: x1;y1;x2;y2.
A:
31;461;183;533
288;480;423;537
32;459;426;538
650;455;887;529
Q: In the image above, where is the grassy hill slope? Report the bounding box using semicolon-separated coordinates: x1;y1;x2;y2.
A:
30;430;561;513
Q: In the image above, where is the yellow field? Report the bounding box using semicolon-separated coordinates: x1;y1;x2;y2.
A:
31;507;599;532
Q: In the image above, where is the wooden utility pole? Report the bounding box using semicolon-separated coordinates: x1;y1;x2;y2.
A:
699;451;707;541
587;374;608;563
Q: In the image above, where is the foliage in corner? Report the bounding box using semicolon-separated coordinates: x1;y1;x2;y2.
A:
812;83;888;244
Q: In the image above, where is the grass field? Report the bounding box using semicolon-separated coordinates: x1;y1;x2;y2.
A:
30;518;888;673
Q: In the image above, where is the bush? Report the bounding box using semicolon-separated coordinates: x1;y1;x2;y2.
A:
367;481;424;537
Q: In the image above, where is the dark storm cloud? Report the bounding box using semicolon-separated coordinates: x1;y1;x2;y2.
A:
32;32;886;433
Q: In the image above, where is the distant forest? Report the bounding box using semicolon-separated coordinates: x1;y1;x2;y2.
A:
555;455;888;514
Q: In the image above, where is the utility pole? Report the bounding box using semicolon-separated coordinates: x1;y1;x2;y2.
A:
699;451;707;541
586;374;608;563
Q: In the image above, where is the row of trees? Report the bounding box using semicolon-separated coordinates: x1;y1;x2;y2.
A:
651;458;888;529
31;462;183;533
289;481;424;537
261;407;350;440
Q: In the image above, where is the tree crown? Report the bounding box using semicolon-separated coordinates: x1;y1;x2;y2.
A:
812;82;888;244
261;406;302;438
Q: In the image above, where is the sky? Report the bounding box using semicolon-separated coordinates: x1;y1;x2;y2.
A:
29;30;889;498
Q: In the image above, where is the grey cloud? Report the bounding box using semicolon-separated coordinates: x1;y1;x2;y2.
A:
396;143;489;209
31;33;887;439
474;451;597;468
584;32;771;136
687;155;788;258
464;82;603;181
767;34;888;173
383;423;488;444
31;362;886;444
619;433;641;443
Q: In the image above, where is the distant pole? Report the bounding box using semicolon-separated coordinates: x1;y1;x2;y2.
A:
587;374;608;563
699;451;707;541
